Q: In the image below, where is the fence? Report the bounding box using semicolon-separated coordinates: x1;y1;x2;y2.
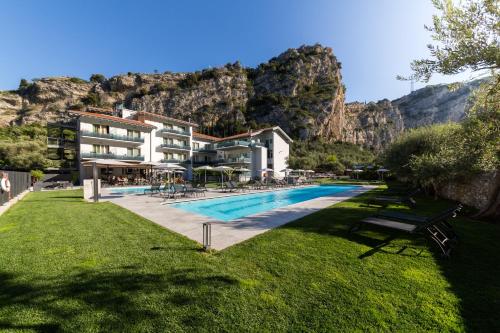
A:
0;170;31;205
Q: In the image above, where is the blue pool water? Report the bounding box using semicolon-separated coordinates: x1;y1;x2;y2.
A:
109;186;151;195
172;185;358;221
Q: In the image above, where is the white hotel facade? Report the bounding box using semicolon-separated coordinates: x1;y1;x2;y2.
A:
71;107;292;183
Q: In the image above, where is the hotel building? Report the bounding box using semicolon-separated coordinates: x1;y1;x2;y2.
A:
70;107;292;183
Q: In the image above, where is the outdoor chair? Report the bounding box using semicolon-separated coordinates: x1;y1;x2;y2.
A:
367;189;420;208
350;204;462;257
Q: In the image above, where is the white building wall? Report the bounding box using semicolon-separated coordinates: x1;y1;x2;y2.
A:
272;132;290;178
251;146;267;179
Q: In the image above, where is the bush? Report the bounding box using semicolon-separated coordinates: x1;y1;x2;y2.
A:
81;92;101;106
31;169;44;181
69;77;87;84
383;115;499;195
90;74;106;83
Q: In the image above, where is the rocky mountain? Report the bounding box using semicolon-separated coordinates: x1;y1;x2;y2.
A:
0;44;482;149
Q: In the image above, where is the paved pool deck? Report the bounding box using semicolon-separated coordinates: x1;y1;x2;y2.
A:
102;185;376;250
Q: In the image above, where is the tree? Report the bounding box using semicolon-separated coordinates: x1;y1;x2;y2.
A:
399;0;499;83
398;0;500;219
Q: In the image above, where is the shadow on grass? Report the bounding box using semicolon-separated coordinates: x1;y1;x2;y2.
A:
0;266;238;331
282;190;500;332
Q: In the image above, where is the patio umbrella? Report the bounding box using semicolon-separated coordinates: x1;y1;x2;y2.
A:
194;165;213;183
353;169;363;179
154;163;186;183
213;166;234;189
140;161;161;182
280;168;293;180
377;168;390;180
233;167;251;182
259;168;274;184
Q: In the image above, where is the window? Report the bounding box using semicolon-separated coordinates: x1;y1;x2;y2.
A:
164;152;174;160
93;124;109;134
127;148;141;157
267;150;273;158
127;130;140;138
92;145;109;154
163;138;173;144
193;142;200;149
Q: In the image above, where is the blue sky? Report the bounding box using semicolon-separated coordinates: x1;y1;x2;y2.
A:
0;0;475;102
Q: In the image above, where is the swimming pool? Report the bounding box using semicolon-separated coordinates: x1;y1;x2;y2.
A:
172;185;358;221
109;186;151;195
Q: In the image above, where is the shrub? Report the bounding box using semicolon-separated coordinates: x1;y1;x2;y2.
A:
81;92;101;106
31;169;44;181
89;74;106;83
69;77;87;84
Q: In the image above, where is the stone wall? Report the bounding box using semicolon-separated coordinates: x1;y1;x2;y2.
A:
438;171;497;210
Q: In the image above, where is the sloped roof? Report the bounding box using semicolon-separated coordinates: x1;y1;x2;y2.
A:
69;110;156;130
136;111;198;127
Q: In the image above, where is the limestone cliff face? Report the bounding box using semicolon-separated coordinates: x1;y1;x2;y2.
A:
343;100;404;151
393;80;482;129
0;44;482;149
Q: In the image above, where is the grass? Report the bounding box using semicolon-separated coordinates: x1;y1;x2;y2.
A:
0;189;498;332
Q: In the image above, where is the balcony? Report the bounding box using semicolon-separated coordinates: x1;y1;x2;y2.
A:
161;159;191;164
81;130;144;143
159;143;191;150
159;128;190;136
47;137;77;149
192;146;216;153
215;140;264;150
219;157;251;164
81;152;144;161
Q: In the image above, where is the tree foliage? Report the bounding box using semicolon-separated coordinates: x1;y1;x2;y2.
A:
288;140;374;172
400;0;499;82
0;124;55;171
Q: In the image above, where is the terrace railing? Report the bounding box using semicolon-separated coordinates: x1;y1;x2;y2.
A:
159;128;190;136
160;143;191;150
0;170;31;205
81;152;145;161
161;159;191;164
80;130;144;143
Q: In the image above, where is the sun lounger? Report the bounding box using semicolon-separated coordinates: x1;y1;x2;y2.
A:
351;204;462;257
144;184;161;195
367;189;420;208
184;183;205;197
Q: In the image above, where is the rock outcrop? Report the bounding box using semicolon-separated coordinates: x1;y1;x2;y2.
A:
0;44;482;149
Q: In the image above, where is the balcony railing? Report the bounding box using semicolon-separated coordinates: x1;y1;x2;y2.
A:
81;130;144;143
161;159;191;164
192;146;216;153
160;143;191;150
215;140;264;149
159;128;190;136
47;137;77;148
219;157;251;164
81;152;144;161
215;140;250;149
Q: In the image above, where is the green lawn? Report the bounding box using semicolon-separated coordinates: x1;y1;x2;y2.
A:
0;189;498;332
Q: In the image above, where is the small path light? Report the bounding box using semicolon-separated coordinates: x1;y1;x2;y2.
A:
203;222;212;251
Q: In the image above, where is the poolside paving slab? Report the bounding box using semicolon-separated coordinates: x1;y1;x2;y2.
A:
104;185;375;250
